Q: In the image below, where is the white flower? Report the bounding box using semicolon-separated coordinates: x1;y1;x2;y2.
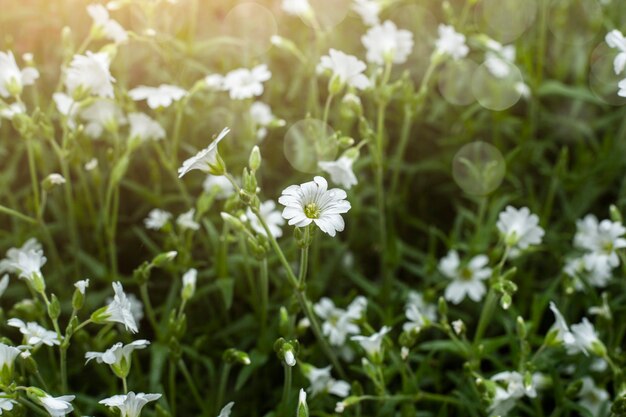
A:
80;99;126;138
177;127;230;178
85;340;149;378
0;275;8;298
564;254;612;289
87;4;128;44
52;92;79;128
7;247;47;285
549;302;601;356
0;102;25;120
284;349;296;367
65;51;115;98
204;74;225;90
39;394;75;417
181;268;197;300
403;292;437;333
574;214;626;267
144;209;172;230
45;173;66;186
85;158;99;171
314;296;365;346
0;343;21;374
74;279;90;295
203;175;235;199
0;393;15;414
451;319;464;335
297;389;308;416
249;102;280;140
303;364;351;397
484;42;516;78
0;50;39;98
361;20;414;65
7;318;59;347
618;79;626;97
318;49;370;91
577;377;609;417
352;0;380;26
246;200;285;238
439;250;491;304
217;402;234;417
496;206;544;251
488;371;537;417
176;209;200;231
351;326;391;358
128;112;165;142
99;392;161;417
281;0;312;16
128;84;186;109
104;282;138;333
435;24;469;60
318;156;358;189
606;29;626;74
0;238;43;274
279;176;351;237
223;65;271;100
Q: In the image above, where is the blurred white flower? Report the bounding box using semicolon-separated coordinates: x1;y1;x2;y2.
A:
577;377;609;416
246;200;285;238
99;392;161;417
104;282;138;333
223;65;271;100
178;127;230;178
74;279;90;295
0;274;8;298
0;102;25;120
484;41;516;78
564;254;612;289
618;78;626;97
65;51;115;98
362;20;414;65
352;0;380;26
7;318;59;347
87;4;128;44
279;176;351;237
488;371;537;417
314;296;365;346
0;239;43;274
439;250;491;304
435;24;469;60
128;112;165;141
217;402;234;417
281;0;312;16
128;84;186;109
574;214;626;267
177;209;200;231
496;206;544;251
318;156;358;189
0;50;39;98
204;74;225;90
302;364;351;397
318;49;370;91
39;394;75;417
403;291;437;333
249;102;281;140
80;99;126;138
606;29;626;74
52;92;79;128
203;175;235;199
351;326;391;358
0;343;22;374
181;268;197;300
0;393;15;414
85;158;99;171
144;209;172;230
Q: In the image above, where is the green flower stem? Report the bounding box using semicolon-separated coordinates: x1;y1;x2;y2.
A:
178;359;210;415
139;283;162;340
122;376;128;394
281;364;292;417
260;258;269;335
39;292;66;392
472;289;498;353
321;92;334;127
0;204;37;224
169;359;177;416
298;228;311;287
216;363;231;416
24;137;41;216
343;392;462;409
17;398;49;417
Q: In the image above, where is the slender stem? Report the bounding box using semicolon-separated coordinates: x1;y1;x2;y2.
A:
169;360;176;415
216;364;231;415
281;364;292;417
139;283;161;339
298;228;310;287
473;289;498;351
260;258;269;335
122;376;128;394
321;92;334;127
60;346;68;393
178;359;210;414
25;138;40;216
0;204;37;224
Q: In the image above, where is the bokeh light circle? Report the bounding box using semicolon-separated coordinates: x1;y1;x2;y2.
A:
452;141;506;196
223;3;277;58
476;0;537;43
548;0;603;46
438;58;479;106
304;0;351;30
589;42;626;106
472;62;524;111
284;119;338;174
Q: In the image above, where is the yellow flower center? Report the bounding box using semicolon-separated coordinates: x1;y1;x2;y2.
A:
304;203;321;219
460;267;473;281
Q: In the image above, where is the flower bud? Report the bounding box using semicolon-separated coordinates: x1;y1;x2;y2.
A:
222;348;251;366
47;294;61;321
221;212;245;232
297;389;309;417
248;145;261;172
152;251;177;268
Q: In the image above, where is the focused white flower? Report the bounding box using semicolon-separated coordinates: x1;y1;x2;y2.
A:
203;175;235;199
318;156;358;190
80;99;126;138
318;49;370;91
302;364;351;397
403;291;437;333
177;127;230;178
99;392;161;417
39;394;75;417
85;340;149;377
281;0;312;16
217;402;234;417
279;176;351;237
488;371;537;417
496;206;544;251
222;65;271;100
574;214;626;267
577;377;610;417
7;247;47;288
103;282;138;333
74;279;90;295
351;326;391;359
7;318;59;347
0;392;15;415
0;50;39;98
176;209;200;231
361;20;414;65
87;4;128;44
246;200;285;238
439;250;491;304
65;51;115;98
128;112;166;142
435;24;469;60
0;343;21;378
128;84;187;109
352;0;380;26
606;29;626;74
144;209;172;230
314;296;365;346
